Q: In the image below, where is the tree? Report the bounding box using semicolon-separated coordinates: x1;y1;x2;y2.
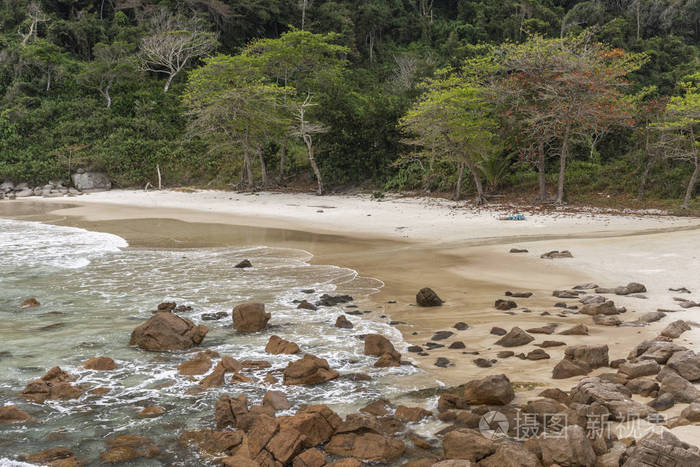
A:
140;9;218;93
19;39;67;93
494;33;645;204
293;93;327;194
18;1;47;46
183;54;291;188
401;73;497;204
77;42;136;108
657;74;700;209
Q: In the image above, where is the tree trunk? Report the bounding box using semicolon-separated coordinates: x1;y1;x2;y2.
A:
105;82;112;108
556;123;571;205
454;162;464;201
164;73;174;93
46;70;51;92
537;140;547;202
682;127;698;209
637;156;655;201
304;134;323;195
243;128;254;188
257;147;267;187
464;157;485;205
279;134;288;182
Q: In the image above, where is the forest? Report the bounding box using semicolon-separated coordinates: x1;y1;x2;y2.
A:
0;0;698;207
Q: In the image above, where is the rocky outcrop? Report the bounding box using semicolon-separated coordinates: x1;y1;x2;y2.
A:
565;344;609;369
661;320;691;339
416;288;443;307
265;335;301;355
463;374;514;405
129;312;208;351
495;327;534;347
570;377;651;421
263;390;291;411
0;405;35;424
442;429;494;461
659;373;699;403
537;425;595;466
21;366;82;403
283;355;339;386
82;356;117;371
335;315;353;329
559;323;589;335
579;300;618;315
232;303;270;333
100;434;159;463
71;171;111;191
667;350;700;382
179;429;244;456
623;430;700;466
215;394;250;429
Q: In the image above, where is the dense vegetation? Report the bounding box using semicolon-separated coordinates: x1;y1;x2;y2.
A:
0;1;698;207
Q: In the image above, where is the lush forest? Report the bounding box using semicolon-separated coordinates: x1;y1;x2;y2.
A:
0;0;698;207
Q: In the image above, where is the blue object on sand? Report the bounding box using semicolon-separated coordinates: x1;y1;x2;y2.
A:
502;214;525;220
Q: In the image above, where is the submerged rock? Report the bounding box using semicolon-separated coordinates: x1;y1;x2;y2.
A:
20;297;40;308
82;356;117;371
0;405;36;424
317;294;354;307
129;312;208;351
21;366;82;403
100;434;159;463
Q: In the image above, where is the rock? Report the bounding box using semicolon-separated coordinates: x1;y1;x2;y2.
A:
648;392;675;411
628;339;686;364
215;394;249;429
570;376;651;421
540;250;573;259
659;373;699;403
233;303;270;332
615;282;647;295
138;406;165;418
178;352;213;375
681;402;700;422
667;350;700;382
293;448;326;467
317;294;353;307
618;360;660;378
20;448;77;465
564;344;609;369
14;188;34;197
201;312;228;321
463;374;514;405
526;349;550;360
407;345;423;353
495;327;534;347
283;355;339;386
506;291;533;298
361;399;392;417
335;315;353;328
454;322;469;330
638;311;665;323
284;404;342;448
593;314;621;326
497;351;514;358
474;358;493;367
538;425;595;467
364;334;397;356
623;430;700;466
626;378;659;397
180;429;244;456
71;171;111;191
449;341;466;349
553;290;580;299
416;288;443;307
266;335;301;355
536;340;566;348
129;312;208;351
580;300;618;315
442;428;494;461
21;366;81;403
559;324;589;335
20;297;40;308
263;390;291;411
325;432;404;463
234;259;252;268
221;455;259;467
199;362;227;388
375;351;402;367
83;356;117;371
297;300;317;311
100;434;159;463
495;299;517;310
490;327;507;336
394;405;431;422
0;405;35;424
552;359;590;379
510;248;528;253
432;331;454;340
527;324;557;334
435;357;451;368
479;442;543;467
661;320;691;339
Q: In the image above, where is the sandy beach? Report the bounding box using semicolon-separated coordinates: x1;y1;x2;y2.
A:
5;189;700;449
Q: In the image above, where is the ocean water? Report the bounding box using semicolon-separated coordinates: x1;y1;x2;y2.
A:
0;218;435;465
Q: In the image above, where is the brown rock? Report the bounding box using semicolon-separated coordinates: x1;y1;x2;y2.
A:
552;359;589;379
233;302;271;332
222;356;243;373
83;356;117;371
479;442;543;467
266;335;301;355
360;399;392;417
180;429;244;455
178;353;213;376
394;405;431;422
325;432;404;463
538;388;570;404
293;448;326;467
442;428;494;461
463;374;514;405
129;312;208;351
222;456;259;467
618;360;661;378
364;334;396;356
564;344;609;369
536;340;566;348
283;355;339;386
263;390;291;411
21;367;81;403
580;300;618;316
593;314;621;326
20;297;41;308
267;427;306;463
661;320;691;339
20;448;75;465
199;362;227;388
559;324;589;335
335;315;353;329
137;406;165;418
494;327;534;347
297;300;317;310
215;394;249;429
374;352;401;367
526;349;550;360
327;459;363;467
537;425;595;466
0;405;35;424
101;434;159;463
416;287;443;307
283;404;342;447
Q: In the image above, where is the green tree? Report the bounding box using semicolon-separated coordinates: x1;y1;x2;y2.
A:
76;41;136;108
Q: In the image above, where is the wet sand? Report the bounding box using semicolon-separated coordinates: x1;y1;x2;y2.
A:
3;193;700;414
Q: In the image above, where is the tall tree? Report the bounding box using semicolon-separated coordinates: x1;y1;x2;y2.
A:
76;41;136;108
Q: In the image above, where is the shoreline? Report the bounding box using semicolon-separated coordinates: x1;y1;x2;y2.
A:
3;190;700;449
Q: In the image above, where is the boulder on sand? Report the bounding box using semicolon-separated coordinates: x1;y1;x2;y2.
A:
564;344;609;369
494;327;534;347
463;374;515;405
364;334;397;356
283;354;339;386
579;300;618;316
416;287;443;307
232;302;270;333
129;312;208;351
559;323;588;335
552;359;589;379
442;428;495;461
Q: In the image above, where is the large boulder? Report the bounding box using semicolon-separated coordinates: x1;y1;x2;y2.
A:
667;350;700;382
265;335;300;355
552;359;590;379
364;334;397;356
661;320;691;339
564;344;609;370
442;429;494;461
623;430;700;466
21;366;81;403
463;374;515;405
416;288;443;307
479;442;543;467
282;404;342;447
579;300;618;316
214;394;249;429
232;303;270;333
659;373;699;403
129;311;208;351
615;282;646;295
570;377;651;421
618;360;660;379
82;356;117;371
537;425;596;467
179;429;244;457
100;434;159;463
0;405;35;424
283;354;339;386
559;323;589;335
71;172;111;191
325;432;405;463
494;327;534;347
627;339;686;364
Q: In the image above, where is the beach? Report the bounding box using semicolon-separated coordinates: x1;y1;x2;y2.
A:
3;189;700;462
